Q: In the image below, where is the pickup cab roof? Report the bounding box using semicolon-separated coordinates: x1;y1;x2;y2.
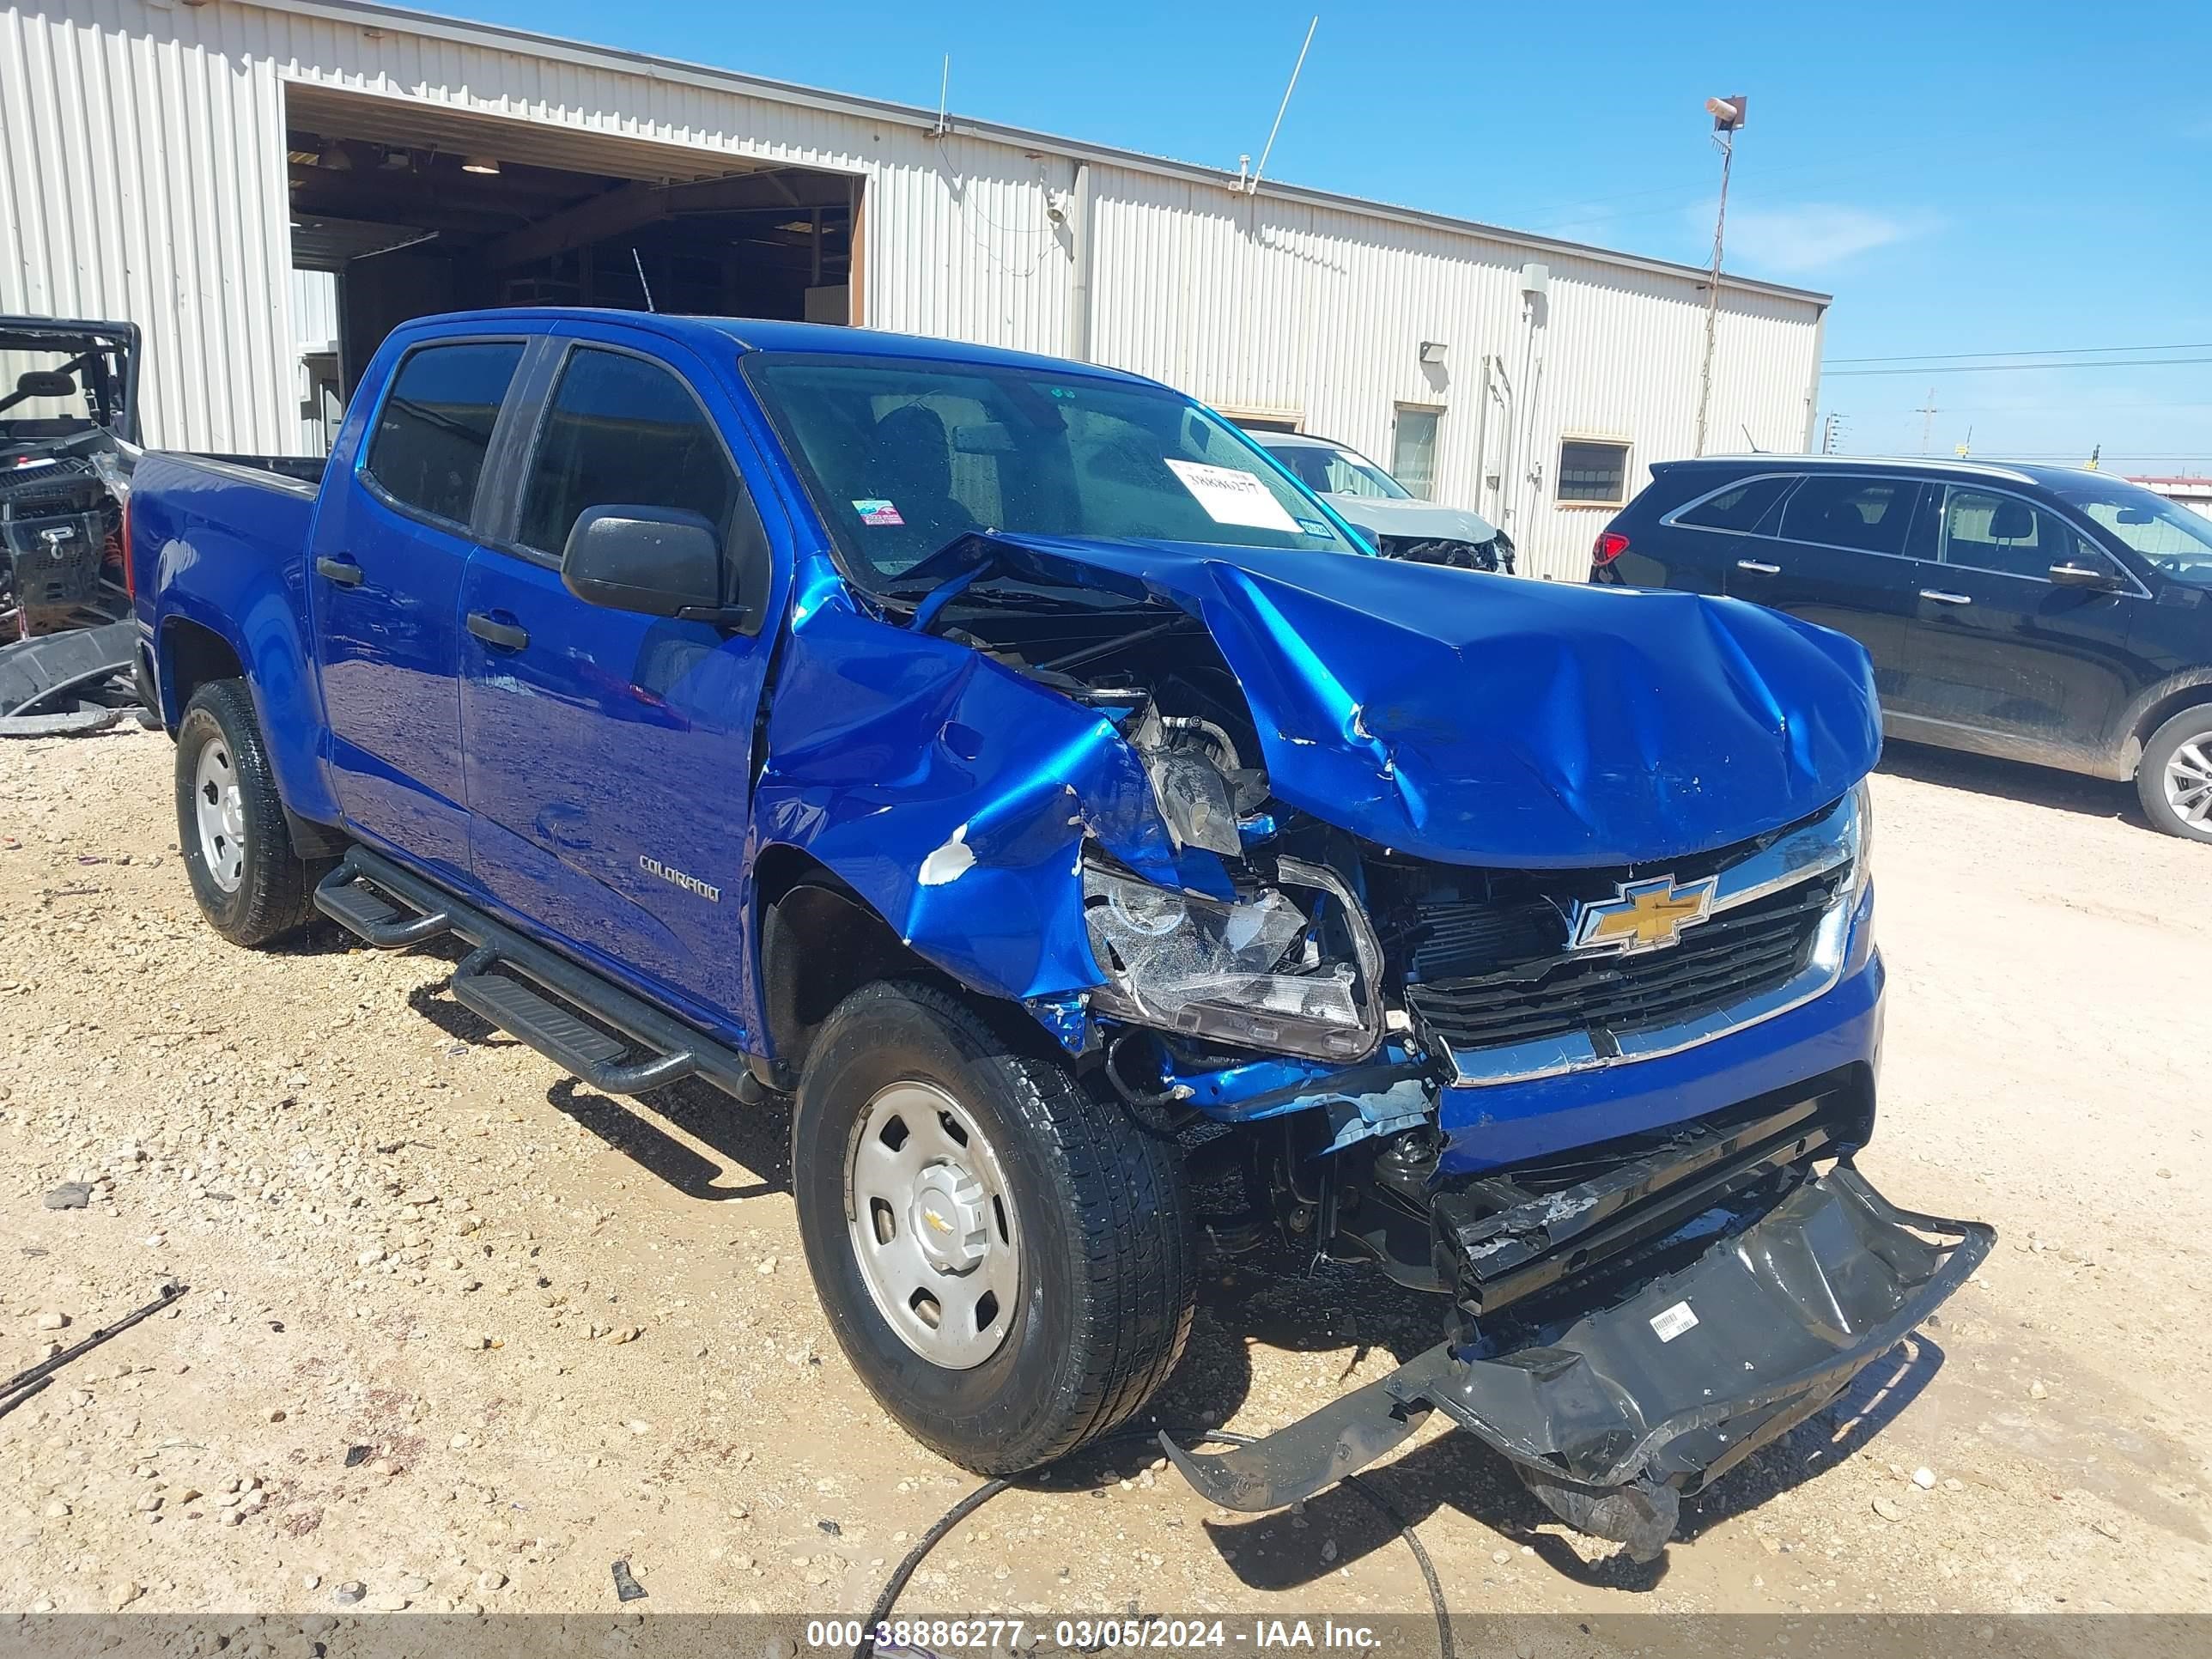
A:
404;307;1165;386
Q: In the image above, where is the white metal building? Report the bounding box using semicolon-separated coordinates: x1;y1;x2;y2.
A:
1;0;1831;580
2130;476;2212;522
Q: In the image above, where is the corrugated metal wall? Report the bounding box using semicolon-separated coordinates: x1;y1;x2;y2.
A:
2;0;296;452
3;0;1823;578
1086;169;1820;576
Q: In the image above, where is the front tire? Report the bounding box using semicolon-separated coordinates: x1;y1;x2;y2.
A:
2137;706;2212;843
175;679;332;945
792;981;1196;1474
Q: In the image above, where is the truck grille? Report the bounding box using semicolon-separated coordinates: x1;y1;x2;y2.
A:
1401;871;1843;1054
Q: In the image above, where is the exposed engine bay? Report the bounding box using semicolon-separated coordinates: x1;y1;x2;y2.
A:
1368;528;1516;574
0;318;140;641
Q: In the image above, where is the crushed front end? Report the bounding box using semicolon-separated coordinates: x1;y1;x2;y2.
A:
1101;777;1991;1557
781;531;1990;1557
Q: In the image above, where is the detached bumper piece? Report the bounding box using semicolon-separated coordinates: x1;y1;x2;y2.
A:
1163;1164;1991;1559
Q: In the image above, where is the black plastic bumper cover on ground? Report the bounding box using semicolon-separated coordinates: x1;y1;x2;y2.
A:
1163;1164;1992;1555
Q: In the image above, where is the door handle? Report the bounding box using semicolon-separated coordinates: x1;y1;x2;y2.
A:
466;611;530;651
314;556;364;587
1735;559;1782;575
1919;589;1972;606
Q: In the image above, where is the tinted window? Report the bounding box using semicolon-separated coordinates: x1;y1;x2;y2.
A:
1779;475;1918;556
1938;487;2089;580
2057;482;2212;586
1677;474;1790;532
363;342;524;526
518;349;744;558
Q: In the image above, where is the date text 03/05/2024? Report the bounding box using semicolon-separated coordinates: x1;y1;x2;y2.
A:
805;1620;1383;1652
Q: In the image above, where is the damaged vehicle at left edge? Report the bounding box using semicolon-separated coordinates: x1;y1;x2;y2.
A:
126;311;1991;1565
0;315;141;641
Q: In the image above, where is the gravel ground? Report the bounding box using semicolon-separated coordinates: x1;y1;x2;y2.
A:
0;725;2206;1619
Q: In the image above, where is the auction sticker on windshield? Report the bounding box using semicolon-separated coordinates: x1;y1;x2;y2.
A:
852;497;904;526
1164;459;1299;533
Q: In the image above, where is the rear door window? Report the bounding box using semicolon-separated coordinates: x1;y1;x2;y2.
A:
1778;475;1920;557
1936;487;2091;581
1675;474;1793;532
362;342;526;527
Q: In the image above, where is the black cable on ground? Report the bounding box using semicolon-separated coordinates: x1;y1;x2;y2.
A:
855;1426;1453;1659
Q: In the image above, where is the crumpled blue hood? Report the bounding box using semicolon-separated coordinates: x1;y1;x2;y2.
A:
933;534;1881;867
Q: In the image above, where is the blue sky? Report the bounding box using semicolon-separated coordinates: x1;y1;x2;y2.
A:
413;0;2212;469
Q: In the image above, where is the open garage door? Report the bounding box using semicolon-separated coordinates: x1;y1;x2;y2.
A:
283;83;859;404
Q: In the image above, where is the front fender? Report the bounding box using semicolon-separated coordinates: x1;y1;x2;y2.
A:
740;584;1224;1020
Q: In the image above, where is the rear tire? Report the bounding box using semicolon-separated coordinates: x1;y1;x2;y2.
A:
175;679;334;945
2137;706;2212;843
791;980;1196;1474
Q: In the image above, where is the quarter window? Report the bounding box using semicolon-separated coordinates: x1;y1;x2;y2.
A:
1937;488;2088;581
1778;475;1917;556
1677;474;1791;532
517;348;747;560
1391;406;1442;501
362;342;525;526
1557;438;1632;506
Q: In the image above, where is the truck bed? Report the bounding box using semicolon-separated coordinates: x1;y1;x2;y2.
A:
127;449;322;713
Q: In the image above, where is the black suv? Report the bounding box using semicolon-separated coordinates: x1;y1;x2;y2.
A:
1591;457;2212;842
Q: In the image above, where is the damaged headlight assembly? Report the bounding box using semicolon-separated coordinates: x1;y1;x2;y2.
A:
1850;777;1875;902
1082;857;1384;1060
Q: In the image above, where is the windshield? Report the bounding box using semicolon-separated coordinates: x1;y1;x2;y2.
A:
2058;480;2212;587
744;354;1355;590
1262;439;1413;500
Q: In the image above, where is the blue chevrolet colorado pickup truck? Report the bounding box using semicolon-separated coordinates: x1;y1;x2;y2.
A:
126;308;1990;1559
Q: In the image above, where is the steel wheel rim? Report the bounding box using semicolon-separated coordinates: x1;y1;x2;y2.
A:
2165;737;2212;829
844;1079;1021;1370
193;738;247;893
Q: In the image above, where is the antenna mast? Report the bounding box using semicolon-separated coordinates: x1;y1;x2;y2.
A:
1247;17;1318;194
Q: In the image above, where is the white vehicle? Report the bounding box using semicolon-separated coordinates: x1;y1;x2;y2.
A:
1256;432;1514;573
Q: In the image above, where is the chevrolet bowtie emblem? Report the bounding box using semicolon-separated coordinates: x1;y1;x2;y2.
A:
922;1207;952;1234
1569;874;1719;954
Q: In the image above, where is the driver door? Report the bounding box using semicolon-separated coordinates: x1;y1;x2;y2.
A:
456;325;786;1033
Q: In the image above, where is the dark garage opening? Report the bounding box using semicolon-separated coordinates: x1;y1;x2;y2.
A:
283;86;859;411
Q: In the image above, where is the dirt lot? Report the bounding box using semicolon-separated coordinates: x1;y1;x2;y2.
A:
1;726;2207;1620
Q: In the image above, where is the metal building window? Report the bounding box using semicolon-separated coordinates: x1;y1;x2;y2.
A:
1558;437;1632;507
1391;405;1442;501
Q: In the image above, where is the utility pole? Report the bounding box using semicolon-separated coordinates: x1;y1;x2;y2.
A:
1820;411;1845;454
1916;387;1939;454
1694;94;1747;457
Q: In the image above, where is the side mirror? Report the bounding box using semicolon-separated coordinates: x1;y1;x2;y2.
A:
561;505;724;618
14;370;76;398
2049;560;2123;591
